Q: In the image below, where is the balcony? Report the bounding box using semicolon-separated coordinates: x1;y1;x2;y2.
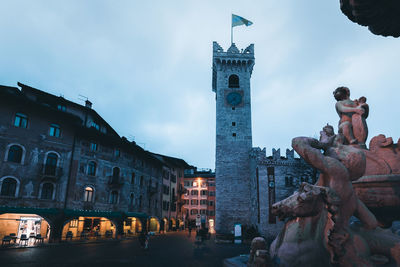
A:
83;202;94;210
39;164;63;181
108;176;124;188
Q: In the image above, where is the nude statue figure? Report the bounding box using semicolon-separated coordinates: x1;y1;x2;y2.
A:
292;128;378;262
333;87;368;147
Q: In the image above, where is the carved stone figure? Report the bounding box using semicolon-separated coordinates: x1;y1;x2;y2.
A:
23;181;34;198
270;183;400;266
247;237;269;267
266;88;400;266
333;87;368;147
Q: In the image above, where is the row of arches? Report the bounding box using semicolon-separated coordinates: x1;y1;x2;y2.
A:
0;212;183;246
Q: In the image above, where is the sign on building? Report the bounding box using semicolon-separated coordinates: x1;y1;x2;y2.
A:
234;223;242;244
196;214;201;226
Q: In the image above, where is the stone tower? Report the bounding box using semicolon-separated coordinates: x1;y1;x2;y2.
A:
212;41;255;234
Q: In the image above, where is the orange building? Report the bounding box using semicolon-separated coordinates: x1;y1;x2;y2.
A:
182;169;215;232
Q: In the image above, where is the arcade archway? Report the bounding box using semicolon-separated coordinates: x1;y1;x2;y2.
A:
61;217;116;241
0;213;51;246
170;218;176;231
148;217;160;232
123;217;142;236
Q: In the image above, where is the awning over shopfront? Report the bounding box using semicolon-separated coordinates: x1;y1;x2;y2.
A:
0;206;60;215
0;207;148;219
124;212;148;219
63;209;123;218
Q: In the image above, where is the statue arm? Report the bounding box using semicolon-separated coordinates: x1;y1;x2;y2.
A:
335;102;364;115
292;137;330;173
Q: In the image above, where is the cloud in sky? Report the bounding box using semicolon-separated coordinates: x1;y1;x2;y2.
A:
1;0;399;168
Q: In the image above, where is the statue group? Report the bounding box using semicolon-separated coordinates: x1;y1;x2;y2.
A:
265;87;400;267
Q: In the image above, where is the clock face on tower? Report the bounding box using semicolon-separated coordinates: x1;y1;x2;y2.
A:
226;91;243;106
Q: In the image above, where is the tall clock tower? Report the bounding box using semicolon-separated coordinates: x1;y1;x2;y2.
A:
212;41;255;234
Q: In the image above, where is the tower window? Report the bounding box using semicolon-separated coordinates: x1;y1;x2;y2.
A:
232;107;235;110
228;74;239;88
232;122;236;126
232;133;236;137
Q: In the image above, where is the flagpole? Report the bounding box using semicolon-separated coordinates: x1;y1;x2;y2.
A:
231;25;233;44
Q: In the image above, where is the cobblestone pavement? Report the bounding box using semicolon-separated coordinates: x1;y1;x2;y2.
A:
0;231;250;267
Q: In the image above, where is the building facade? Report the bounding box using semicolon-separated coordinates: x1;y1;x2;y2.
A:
182;169;216;232
0;83;189;244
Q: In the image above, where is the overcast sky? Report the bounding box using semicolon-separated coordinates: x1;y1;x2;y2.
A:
1;1;399;169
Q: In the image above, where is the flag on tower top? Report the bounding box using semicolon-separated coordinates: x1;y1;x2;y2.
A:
232;14;253;27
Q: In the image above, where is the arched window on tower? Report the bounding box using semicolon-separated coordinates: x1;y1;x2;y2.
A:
228;74;239;88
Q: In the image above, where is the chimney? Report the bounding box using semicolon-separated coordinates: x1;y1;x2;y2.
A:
85;100;92;109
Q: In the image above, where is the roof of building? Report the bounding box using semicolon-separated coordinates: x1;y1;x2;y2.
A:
150;153;191;169
184;170;215;179
0;82;177;168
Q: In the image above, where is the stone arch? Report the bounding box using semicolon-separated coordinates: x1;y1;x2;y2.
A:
4;143;26;164
83;185;95;202
0;176;20;197
0;211;55;244
44;151;61;166
124;217;143;235
148;216;160;232
61;216;119;241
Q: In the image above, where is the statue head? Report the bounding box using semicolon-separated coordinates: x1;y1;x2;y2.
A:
323;124;335;136
333;86;350;101
271;183;334;220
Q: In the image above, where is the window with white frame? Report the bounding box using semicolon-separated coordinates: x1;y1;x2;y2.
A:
87;161;96;176
7;145;23;163
44;153;58;176
49;124;61;137
14;113;28;128
84;186;94;202
0;178;18;197
110;190;118;204
40;183;54;200
90;142;97;151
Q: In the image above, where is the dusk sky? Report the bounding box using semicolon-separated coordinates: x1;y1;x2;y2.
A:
1;1;399;169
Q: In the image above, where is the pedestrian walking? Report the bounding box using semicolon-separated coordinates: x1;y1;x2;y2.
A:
188;226;192;237
138;231;149;250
